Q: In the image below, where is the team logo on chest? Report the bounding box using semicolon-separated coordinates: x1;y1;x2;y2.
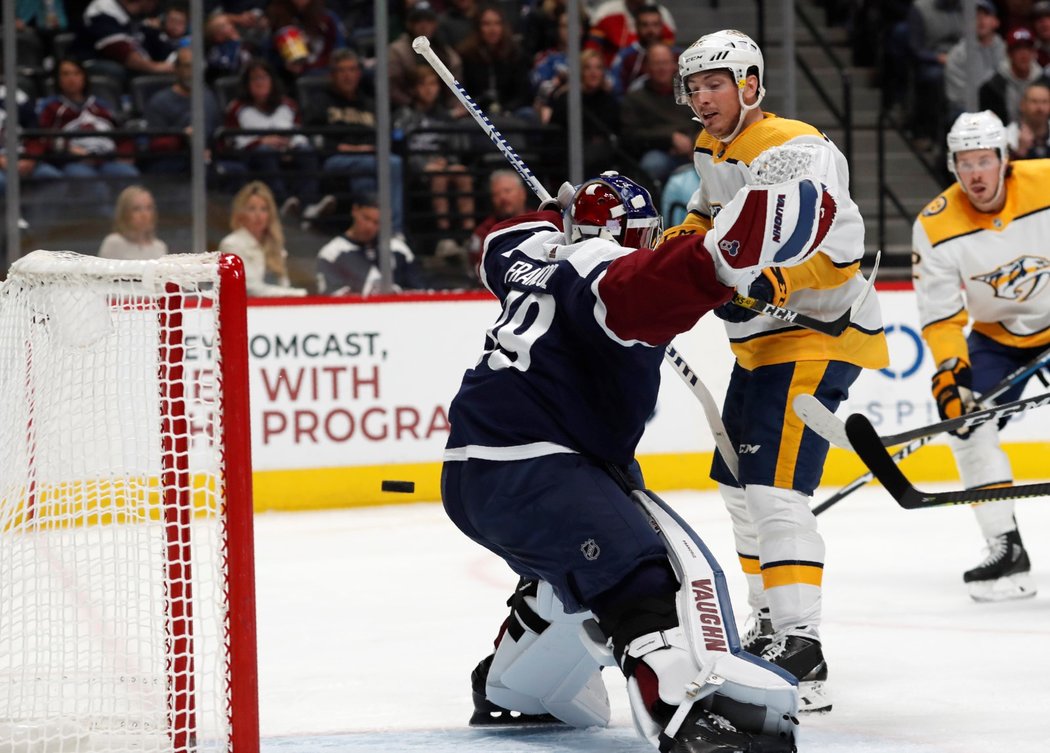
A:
971;255;1050;302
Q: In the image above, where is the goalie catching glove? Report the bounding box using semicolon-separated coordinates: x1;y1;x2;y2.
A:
705;177;837;290
932;357;977;437
714;267;791;323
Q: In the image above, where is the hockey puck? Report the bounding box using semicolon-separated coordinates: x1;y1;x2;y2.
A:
381;480;416;493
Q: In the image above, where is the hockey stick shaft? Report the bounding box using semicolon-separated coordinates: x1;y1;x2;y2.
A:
730;292;851;336
881;390;1050;445
813;345;1050;514
845;413;1050;508
412;36;551;203
414;36;741;477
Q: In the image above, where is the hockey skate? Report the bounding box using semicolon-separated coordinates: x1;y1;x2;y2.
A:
963;529;1037;603
740;608;774;655
468;655;564;726
761;630;831;714
666;705;796;753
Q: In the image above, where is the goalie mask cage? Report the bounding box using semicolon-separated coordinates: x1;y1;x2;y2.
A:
0;251;259;753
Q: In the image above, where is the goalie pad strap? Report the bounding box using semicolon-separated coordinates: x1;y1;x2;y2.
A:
505;580;550;640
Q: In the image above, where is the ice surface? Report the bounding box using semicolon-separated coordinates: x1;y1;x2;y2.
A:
254;487;1050;752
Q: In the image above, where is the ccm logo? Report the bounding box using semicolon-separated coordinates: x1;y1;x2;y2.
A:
738;443;761;455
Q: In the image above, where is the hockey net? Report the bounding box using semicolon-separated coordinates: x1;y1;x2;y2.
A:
0;251;258;753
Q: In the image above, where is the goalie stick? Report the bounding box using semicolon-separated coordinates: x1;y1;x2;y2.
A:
844;413;1050;508
808;344;1050;515
797;389;1050;449
411;35;869;338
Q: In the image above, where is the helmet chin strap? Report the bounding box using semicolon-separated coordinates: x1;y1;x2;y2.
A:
703;84;766;145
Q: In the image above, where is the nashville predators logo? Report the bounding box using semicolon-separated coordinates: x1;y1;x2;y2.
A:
971;255;1050;301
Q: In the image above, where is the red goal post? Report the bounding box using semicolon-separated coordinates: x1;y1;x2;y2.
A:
0;251;258;753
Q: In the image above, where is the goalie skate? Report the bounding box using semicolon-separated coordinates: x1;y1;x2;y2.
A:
964;530;1037;603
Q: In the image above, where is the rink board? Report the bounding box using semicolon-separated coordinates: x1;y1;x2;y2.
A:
239;288;1050;510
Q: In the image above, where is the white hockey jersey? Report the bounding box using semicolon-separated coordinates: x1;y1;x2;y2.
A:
676;114;887;370
913;158;1050;365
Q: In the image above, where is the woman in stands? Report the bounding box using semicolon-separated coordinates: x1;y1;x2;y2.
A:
219;180;306;296
98;185;168;260
223;59;329;220
37;57;139;211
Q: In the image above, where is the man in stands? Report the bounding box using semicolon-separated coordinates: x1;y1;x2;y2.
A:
585;0;676;68
466;170;530;275
80;0;176;80
303;49;404;236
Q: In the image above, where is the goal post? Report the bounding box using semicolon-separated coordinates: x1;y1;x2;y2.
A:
0;251;259;753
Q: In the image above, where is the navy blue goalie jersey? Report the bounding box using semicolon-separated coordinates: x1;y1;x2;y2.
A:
445;210;732;467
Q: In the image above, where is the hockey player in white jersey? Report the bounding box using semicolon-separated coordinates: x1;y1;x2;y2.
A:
912;110;1047;602
661;29;888;713
445;166;841;752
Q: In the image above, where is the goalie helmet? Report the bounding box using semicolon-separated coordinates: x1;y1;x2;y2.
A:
565;173;663;250
945;110;1008;200
675;29;766;142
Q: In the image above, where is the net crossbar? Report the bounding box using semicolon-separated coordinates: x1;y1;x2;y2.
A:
0;251;257;753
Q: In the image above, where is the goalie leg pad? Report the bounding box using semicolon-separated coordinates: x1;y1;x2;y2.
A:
479;579;610;728
601;492;799;750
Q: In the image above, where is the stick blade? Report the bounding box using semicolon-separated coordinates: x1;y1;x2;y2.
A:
793;394;851;448
844;413;922;507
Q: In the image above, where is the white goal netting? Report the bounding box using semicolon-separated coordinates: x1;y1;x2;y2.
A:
0;251;255;753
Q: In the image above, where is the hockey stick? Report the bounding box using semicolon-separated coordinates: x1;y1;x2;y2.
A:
806;345;1050;515
413;35;741;477
798;389;1050;449
844;412;1050;508
730;250;881;337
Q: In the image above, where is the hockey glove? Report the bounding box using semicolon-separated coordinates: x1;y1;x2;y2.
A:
712;268;790;323
931;357;977;437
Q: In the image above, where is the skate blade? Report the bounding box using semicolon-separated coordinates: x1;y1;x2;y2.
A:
469;709;565;727
798;680;832;714
968;572;1037;603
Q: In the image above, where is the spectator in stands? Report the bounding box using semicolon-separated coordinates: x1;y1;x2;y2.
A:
944;0;1004;123
98;185;168;259
466;169;529;273
142;46;222;175
37;58;140;210
980;27;1044;126
456;3;534;120
205;12;255;83
1007;79;1050;159
0;81;63;224
585;0;675;68
303;49;405;234
316;192;426;295
79;0;176;80
609;4;670;96
266;0;347;81
142;0;190;63
530;6;576;108
219;180;306;296
438;0;478;51
16;0;70;33
1033;1;1050;67
521;0;570;61
906;0;964;142
223;59;331;219
394;65;476;232
619;43;696;189
390;1;464;110
543;49;621;177
208;0;271;50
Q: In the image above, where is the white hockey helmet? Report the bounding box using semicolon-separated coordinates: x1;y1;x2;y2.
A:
945;110;1008;200
674;30;766;142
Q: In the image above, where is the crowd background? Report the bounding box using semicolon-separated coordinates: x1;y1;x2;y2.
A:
2;0;1045;293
